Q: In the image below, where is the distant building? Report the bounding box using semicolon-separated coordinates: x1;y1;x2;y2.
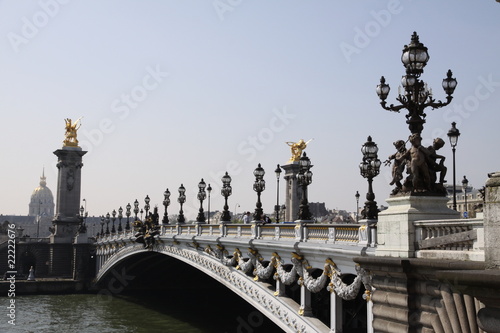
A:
1;171;55;237
309;202;328;218
28;169;55;217
445;184;484;218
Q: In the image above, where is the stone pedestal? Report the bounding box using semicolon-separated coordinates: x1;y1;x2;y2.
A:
376;195;459;258
281;163;300;222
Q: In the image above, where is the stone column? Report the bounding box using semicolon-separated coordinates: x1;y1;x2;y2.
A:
299;284;312;316
281;163;300;222
51;146;87;243
484;171;500;268
330;291;343;332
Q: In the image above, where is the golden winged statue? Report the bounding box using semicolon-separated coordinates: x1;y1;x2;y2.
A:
285;138;313;163
63;117;82;147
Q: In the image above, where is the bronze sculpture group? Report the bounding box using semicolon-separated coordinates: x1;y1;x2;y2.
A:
385;133;447;196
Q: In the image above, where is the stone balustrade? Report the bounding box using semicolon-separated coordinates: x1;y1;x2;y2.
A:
414;217;484;261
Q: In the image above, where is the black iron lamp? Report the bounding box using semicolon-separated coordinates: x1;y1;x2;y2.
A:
111;209;116;233
144;195;151;220
125;203;131;230
221;172;232;222
359;136;381;220
275;164;282;223
105;212;110;235
133;199;139;220
462;175;469;218
253;164;265;221
207;184;212;224
118;206;123;232
376;32;457;136
297;153;313;221
196;179;207;223
162;189;170;225
177;184;186;224
447;122;461;210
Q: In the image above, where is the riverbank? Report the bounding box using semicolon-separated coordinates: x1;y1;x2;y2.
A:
0;278;92;295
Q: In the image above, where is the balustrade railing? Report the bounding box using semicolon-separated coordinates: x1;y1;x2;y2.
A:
96;222;373;247
414;217;484;260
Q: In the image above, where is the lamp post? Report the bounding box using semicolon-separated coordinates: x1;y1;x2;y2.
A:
359;136;381;220
99;215;104;237
207;184;212;224
111;209;116;233
355;191;360;222
376;32;457;137
297;153;313;221
177;184;186;224
125;203;131;230
196;179;207;223
252;164;265;221
133;199;139;221
105;212;110;235
275;164;282;223
163;189;171;225
221;172;232;222
144;195;151;220
447;122;460;210
118;206;123;232
462;175;469;218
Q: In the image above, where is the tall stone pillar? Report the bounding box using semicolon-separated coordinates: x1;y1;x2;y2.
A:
50;146;87;243
282;163;300;222
484;171;500;268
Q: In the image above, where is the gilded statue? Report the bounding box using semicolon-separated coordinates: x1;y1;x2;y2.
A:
286;139;313;162
63;117;82;147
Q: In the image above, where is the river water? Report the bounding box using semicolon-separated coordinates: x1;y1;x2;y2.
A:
1;291;281;333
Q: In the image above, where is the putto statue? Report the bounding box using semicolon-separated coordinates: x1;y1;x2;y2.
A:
385;134;448;196
63;117;82;147
286;139;313;163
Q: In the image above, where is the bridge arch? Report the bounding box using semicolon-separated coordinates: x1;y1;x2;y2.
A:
95;238;371;333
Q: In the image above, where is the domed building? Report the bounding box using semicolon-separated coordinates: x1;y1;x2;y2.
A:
28;170;55;218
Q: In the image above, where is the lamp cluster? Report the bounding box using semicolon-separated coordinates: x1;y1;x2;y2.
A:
376;32;457;136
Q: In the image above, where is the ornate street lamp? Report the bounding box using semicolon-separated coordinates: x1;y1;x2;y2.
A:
99;215;105;237
144;195;151;220
297;153;313;221
105;212;110;235
355;191;360;222
447;122;460;210
462;175;469;218
133;199;139;221
125;203;131;230
275;164;282;223
207;184;212;224
359;136;382;220
252;164;265;221
376;32;457;136
177;184;186;224
111;209;116;233
118;206;123;232
196;179;207;223
221;172;232;222
162;189;170;225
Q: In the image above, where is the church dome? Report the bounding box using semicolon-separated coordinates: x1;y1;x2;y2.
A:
29;170;55;217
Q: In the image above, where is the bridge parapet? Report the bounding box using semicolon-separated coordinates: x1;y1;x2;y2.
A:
414;217;484;261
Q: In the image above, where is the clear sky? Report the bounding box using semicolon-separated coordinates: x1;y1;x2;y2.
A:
1;0;499;220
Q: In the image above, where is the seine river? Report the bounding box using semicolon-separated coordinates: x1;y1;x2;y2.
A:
1;291;281;333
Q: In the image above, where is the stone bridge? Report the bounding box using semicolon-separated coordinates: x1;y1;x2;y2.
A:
95;221;377;333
